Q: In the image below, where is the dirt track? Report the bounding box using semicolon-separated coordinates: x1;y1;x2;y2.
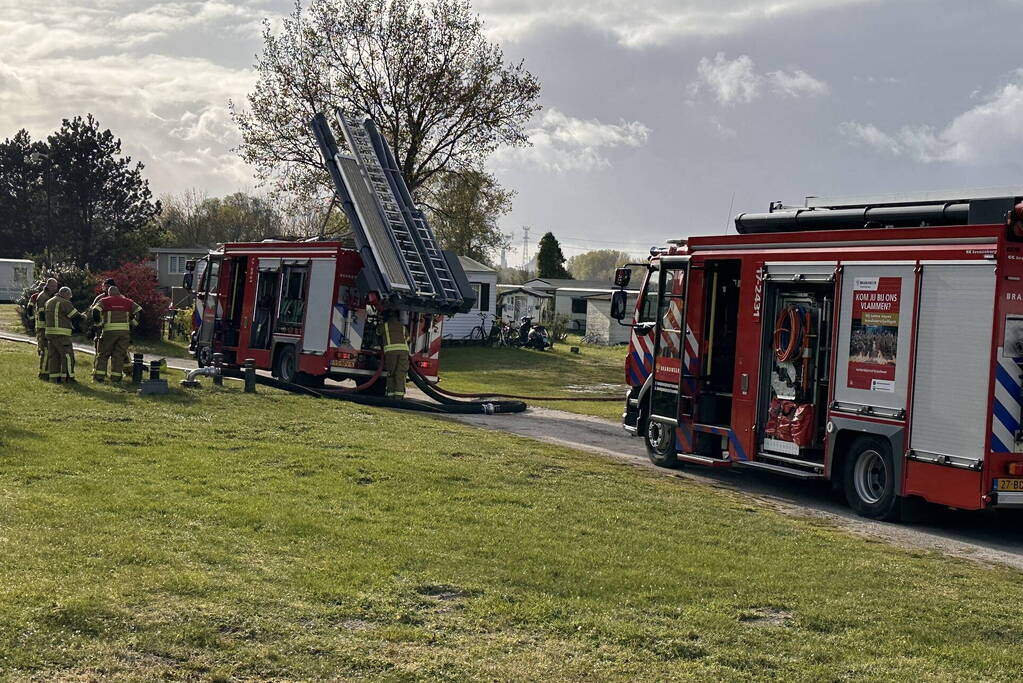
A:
4;329;1023;571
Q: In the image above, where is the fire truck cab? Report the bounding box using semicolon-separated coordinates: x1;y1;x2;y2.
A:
616;192;1023;520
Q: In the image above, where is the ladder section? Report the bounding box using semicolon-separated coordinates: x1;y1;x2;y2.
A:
367;121;463;304
337;114;437;300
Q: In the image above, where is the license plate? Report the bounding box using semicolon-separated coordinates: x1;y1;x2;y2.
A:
331;359;356;368
994;478;1023;491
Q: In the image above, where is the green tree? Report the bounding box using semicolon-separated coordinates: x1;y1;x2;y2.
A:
0;130;47;260
231;0;541;203
0;118;161;269
157;190;288;247
427;169;512;264
566;249;637;282
536;232;571;280
45;115;161;269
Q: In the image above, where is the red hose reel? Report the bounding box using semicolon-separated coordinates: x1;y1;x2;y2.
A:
773;304;812;393
767;303;816;449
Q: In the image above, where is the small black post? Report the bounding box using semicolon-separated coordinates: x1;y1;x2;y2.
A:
149;360;161;381
131;353;144;383
212;352;224;387
243;358;256;393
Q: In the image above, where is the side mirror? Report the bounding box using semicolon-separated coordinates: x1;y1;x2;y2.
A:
610;289;629;321
613;267;632;288
182;272;193;291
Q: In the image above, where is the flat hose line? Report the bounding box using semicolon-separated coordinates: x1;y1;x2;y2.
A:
408;366;622;402
221;368;527;414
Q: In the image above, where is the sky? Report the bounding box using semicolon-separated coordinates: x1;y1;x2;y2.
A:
4;1;1023;264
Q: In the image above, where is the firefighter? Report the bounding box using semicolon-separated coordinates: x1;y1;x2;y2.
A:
34;278;59;380
89;278;128;367
92;285;141;382
89;278;117;346
378;309;410;399
45;286;85;383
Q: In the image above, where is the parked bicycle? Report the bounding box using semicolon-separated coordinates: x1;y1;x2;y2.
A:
465;311;492;343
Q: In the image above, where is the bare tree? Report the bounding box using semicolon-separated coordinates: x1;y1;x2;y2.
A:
231;0;541;203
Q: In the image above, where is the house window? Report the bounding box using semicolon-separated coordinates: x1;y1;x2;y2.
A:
471;282;491;312
571;297;587;314
168;255;188;275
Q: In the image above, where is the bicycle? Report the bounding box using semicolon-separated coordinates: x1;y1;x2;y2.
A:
491;321;515;347
466;311;491;343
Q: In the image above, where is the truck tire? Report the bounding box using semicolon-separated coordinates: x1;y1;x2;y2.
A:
273;345;298;384
645;420;679;468
843;436;900;521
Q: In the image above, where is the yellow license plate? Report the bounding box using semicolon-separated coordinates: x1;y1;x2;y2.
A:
995;478;1023;491
331;359;356;368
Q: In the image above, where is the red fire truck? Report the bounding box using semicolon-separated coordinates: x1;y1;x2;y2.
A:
187;240;449;390
613;191;1023;520
186;110;475;390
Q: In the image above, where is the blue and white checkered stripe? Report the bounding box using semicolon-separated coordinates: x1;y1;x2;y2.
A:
991;347;1023;453
329;303;348;348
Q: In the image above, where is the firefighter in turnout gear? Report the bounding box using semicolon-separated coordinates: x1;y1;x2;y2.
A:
378;310;410;399
92;286;141;382
34;278;59;380
90;278;129;368
90;278;116;346
45;286;84;383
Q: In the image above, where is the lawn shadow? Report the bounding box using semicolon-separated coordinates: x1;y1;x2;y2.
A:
62;380;200;406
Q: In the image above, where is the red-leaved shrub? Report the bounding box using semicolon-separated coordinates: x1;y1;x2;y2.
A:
95;262;170;339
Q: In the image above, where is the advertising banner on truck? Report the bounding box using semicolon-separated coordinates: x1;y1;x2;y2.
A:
847;276;901;391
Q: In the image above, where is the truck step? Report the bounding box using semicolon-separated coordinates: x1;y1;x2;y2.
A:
756;451;825;471
737;459;824;480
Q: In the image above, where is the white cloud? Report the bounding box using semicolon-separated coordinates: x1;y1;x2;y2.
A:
839;122;901;155
477;0;874;48
693;52;828;105
492;107;650;173
0;2;272;195
768;68;829;97
697;53;760;104
841;72;1023;163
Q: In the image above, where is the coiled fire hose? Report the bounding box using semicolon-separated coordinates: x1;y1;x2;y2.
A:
773;304;812;393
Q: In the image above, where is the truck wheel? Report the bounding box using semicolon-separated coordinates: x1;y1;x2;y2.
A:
196;345;212;368
843;436;900;521
273;345;298;384
645;420;679;468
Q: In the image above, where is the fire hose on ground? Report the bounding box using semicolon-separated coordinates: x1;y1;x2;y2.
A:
220;367;527;414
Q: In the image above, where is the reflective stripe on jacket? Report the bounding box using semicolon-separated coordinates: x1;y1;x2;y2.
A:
94;295;141;332
36;290;53;325
381;316;409;353
45;297;79;335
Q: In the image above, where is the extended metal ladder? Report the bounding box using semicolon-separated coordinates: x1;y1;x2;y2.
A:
337;114;437;299
367;122;463;304
309;111;473;315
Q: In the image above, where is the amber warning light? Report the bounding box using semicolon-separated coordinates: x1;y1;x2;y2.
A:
1007;462;1023;476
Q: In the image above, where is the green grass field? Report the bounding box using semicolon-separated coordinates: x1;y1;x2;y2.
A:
1;339;1022;679
0;302;26;333
439;337;628;420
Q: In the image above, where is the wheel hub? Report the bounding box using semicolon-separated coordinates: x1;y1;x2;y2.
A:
854;449;888;504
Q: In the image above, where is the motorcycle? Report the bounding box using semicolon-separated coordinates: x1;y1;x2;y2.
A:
516;316;552;351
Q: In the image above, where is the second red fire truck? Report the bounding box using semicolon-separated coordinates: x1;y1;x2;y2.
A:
613;191;1023;520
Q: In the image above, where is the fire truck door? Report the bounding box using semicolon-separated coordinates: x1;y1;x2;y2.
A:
196;256;222;352
648;258;691;425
